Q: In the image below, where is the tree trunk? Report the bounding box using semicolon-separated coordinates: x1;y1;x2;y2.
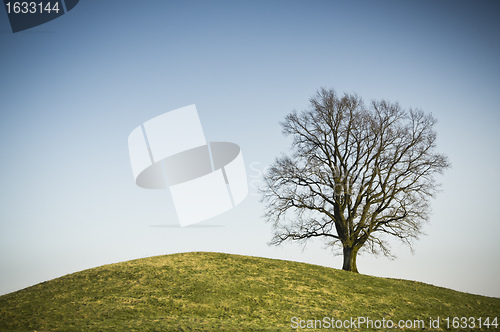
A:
342;246;359;273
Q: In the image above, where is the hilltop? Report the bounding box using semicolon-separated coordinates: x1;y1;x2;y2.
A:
0;252;498;331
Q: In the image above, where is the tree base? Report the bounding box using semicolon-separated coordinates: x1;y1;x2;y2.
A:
342;246;359;273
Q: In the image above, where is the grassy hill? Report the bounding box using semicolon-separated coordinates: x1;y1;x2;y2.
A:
0;252;498;331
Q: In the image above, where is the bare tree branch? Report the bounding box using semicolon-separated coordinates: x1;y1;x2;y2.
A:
260;88;450;272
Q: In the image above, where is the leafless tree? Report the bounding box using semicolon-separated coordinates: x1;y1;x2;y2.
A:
261;88;450;272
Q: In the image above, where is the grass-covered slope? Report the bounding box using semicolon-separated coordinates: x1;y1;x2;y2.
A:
0;252;498;331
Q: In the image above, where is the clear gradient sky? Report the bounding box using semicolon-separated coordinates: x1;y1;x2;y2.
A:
0;0;499;298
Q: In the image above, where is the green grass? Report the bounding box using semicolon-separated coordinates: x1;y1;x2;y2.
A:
0;252;498;331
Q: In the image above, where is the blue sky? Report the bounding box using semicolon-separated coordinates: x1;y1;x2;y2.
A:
1;0;499;298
